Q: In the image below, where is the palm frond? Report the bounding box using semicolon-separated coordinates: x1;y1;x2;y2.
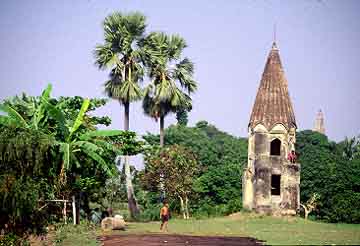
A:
168;34;187;60
94;44;119;70
119;79;143;102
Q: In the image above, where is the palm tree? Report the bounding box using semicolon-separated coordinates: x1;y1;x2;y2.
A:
141;32;197;146
94;12;146;218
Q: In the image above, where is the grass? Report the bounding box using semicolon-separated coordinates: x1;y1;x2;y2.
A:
111;212;360;245
52;222;99;246
48;212;360;245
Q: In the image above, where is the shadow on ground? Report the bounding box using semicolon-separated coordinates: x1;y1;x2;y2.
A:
99;234;264;246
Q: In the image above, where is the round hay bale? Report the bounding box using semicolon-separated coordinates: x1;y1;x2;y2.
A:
101;217;113;231
112;215;125;230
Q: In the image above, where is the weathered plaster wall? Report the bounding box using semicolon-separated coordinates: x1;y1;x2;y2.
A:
242;123;300;215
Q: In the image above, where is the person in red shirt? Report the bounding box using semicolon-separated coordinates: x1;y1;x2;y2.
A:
287;150;297;163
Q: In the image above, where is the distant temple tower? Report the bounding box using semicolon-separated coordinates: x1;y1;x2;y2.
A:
242;41;300;215
313;109;325;134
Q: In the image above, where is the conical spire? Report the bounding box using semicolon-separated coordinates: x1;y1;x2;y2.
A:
249;42;296;130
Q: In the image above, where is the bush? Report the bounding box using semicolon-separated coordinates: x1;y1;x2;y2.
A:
139;204;162;222
0;176;48;236
0;233;29;246
326;191;360;223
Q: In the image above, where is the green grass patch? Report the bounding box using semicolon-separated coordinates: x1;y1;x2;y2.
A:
112;212;360;245
53;222;99;246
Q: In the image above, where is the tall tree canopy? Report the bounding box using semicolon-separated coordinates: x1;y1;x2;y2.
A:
141;32;197;146
142;145;199;219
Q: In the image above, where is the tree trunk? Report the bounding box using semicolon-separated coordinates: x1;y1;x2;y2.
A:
75;193;80;225
123;101;140;219
160;115;165;147
124;102;130;131
125;156;140;219
179;196;186;219
185;195;189;219
305;209;310;220
300;204;310;220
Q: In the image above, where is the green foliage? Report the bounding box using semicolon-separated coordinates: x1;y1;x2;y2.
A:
176;108;189;126
52;222;98;246
327;191;360;223
94;11;146;104
142;145;199;199
141;31;197;146
296;130;360;223
143;122;247;217
0;233;29;246
193;163;242;205
0;85;145;236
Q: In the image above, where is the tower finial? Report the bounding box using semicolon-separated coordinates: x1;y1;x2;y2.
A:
274;23;277;44
272;23;277;49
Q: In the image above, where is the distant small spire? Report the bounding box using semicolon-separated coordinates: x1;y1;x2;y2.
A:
313;109;326;134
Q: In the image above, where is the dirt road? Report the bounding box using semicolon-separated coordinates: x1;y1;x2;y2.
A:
100;234;264;246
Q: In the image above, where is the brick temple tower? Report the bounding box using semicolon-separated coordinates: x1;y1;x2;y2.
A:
313;109;325;134
242;41;300;215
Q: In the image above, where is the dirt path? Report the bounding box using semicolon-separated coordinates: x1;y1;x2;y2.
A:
100;234;264;246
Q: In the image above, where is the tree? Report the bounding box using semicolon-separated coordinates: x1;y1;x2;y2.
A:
296;130;360;223
143;122;247;216
176;104;192;126
141;32;197;146
0;85;146;234
340;136;360;161
300;193;321;220
142;145;199;219
94;11;146;218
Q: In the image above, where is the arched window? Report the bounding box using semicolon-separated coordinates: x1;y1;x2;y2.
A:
270;138;281;156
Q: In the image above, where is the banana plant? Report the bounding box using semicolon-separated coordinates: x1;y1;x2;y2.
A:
0;84;53;129
0;84;124;185
45;98;124;185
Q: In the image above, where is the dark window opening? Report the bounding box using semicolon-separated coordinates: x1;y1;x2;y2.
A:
270;138;281;156
271;175;281;196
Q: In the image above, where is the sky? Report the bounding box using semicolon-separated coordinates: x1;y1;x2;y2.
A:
0;0;359;150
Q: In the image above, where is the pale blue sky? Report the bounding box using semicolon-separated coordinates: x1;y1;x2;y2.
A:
0;0;359;145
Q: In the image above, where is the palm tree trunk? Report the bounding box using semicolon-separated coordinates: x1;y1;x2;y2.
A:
124;101;130;131
124;156;140;218
159;115;166;199
160;115;165;147
123;101;140;219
